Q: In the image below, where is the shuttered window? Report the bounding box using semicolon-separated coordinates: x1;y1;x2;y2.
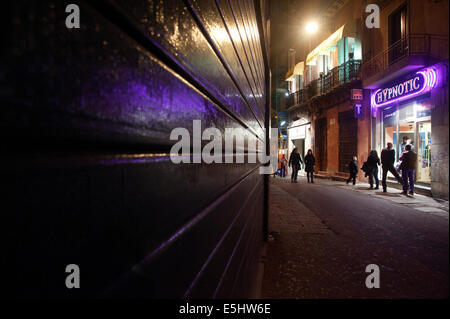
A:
315;117;328;171
338;110;357;172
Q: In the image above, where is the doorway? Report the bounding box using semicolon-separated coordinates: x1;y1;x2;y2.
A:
292;138;305;173
416;120;431;183
382;100;432;184
315;118;328;171
292;138;305;158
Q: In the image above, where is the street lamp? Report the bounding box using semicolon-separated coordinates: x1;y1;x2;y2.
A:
305;21;318;34
305;21;318;84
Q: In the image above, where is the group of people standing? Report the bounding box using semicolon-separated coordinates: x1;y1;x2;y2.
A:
362;141;417;195
282;140;417;195
280;148;315;183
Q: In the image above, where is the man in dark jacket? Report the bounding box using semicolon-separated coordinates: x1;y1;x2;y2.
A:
381;142;403;192
367;150;380;189
399;144;417;195
289;148;303;183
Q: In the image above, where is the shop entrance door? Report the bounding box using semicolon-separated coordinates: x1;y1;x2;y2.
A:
416;121;431;183
292;138;305;159
382;98;432;184
292;138;305;174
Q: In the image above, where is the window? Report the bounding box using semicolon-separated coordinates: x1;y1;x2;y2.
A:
388;4;408;63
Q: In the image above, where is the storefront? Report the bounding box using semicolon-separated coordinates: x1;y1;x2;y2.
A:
370;67;437;184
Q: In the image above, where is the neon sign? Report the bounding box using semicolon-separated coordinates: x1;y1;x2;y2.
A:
371;69;437;107
354;103;363;118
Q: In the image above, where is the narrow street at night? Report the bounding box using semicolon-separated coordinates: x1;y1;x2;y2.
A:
262;177;449;298
1;0;449;312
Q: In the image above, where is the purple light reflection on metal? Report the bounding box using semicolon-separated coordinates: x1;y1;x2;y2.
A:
98;154;173;166
371;68;437;108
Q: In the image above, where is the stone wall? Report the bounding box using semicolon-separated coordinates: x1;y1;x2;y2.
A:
431;61;449;200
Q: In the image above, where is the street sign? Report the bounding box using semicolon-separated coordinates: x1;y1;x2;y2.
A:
354;103;363;119
352;89;363;100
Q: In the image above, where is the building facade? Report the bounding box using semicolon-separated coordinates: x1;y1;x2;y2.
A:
284;0;448;199
362;0;449;199
286;0;370;181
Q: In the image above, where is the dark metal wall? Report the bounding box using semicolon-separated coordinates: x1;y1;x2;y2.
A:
0;0;269;298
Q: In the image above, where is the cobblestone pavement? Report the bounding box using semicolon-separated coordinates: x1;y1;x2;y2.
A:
261;176;449;299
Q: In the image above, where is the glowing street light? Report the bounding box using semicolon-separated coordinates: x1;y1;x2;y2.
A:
305;22;318;34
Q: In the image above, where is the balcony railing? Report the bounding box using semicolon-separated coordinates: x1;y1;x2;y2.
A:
362;34;449;80
286;59;361;109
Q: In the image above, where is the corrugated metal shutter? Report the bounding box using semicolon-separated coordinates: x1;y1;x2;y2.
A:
1;0;269;298
338;110;357;172
315;118;328;171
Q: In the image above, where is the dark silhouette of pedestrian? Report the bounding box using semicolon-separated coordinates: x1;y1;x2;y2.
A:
304;149;315;183
280;154;287;178
346;156;358;185
367;150;380;189
381;142;403;192
289;148;303;183
399;144;417;195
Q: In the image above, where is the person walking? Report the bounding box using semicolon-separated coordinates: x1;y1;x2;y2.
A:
367;150;380;189
280;154;287;178
399;144;417;195
346;156;358;185
304;149;315;183
381;142;403;192
288;148;303;183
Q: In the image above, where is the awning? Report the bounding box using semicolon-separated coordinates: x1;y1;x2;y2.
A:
285;61;304;81
305;20;360;65
306;25;344;65
342;18;358;38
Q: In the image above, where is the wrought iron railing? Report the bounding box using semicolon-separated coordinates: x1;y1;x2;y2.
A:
362;34;449;80
286;59;361;109
287;89;308;108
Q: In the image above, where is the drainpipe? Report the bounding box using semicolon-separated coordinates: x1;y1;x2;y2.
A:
254;0;270;242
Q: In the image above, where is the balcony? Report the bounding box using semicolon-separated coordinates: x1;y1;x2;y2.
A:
362;34;449;88
286;59;361;109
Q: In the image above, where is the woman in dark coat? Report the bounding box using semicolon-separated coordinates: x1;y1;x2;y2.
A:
304;149;315;183
346;155;358;185
288;148;303;183
367;150;380;189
